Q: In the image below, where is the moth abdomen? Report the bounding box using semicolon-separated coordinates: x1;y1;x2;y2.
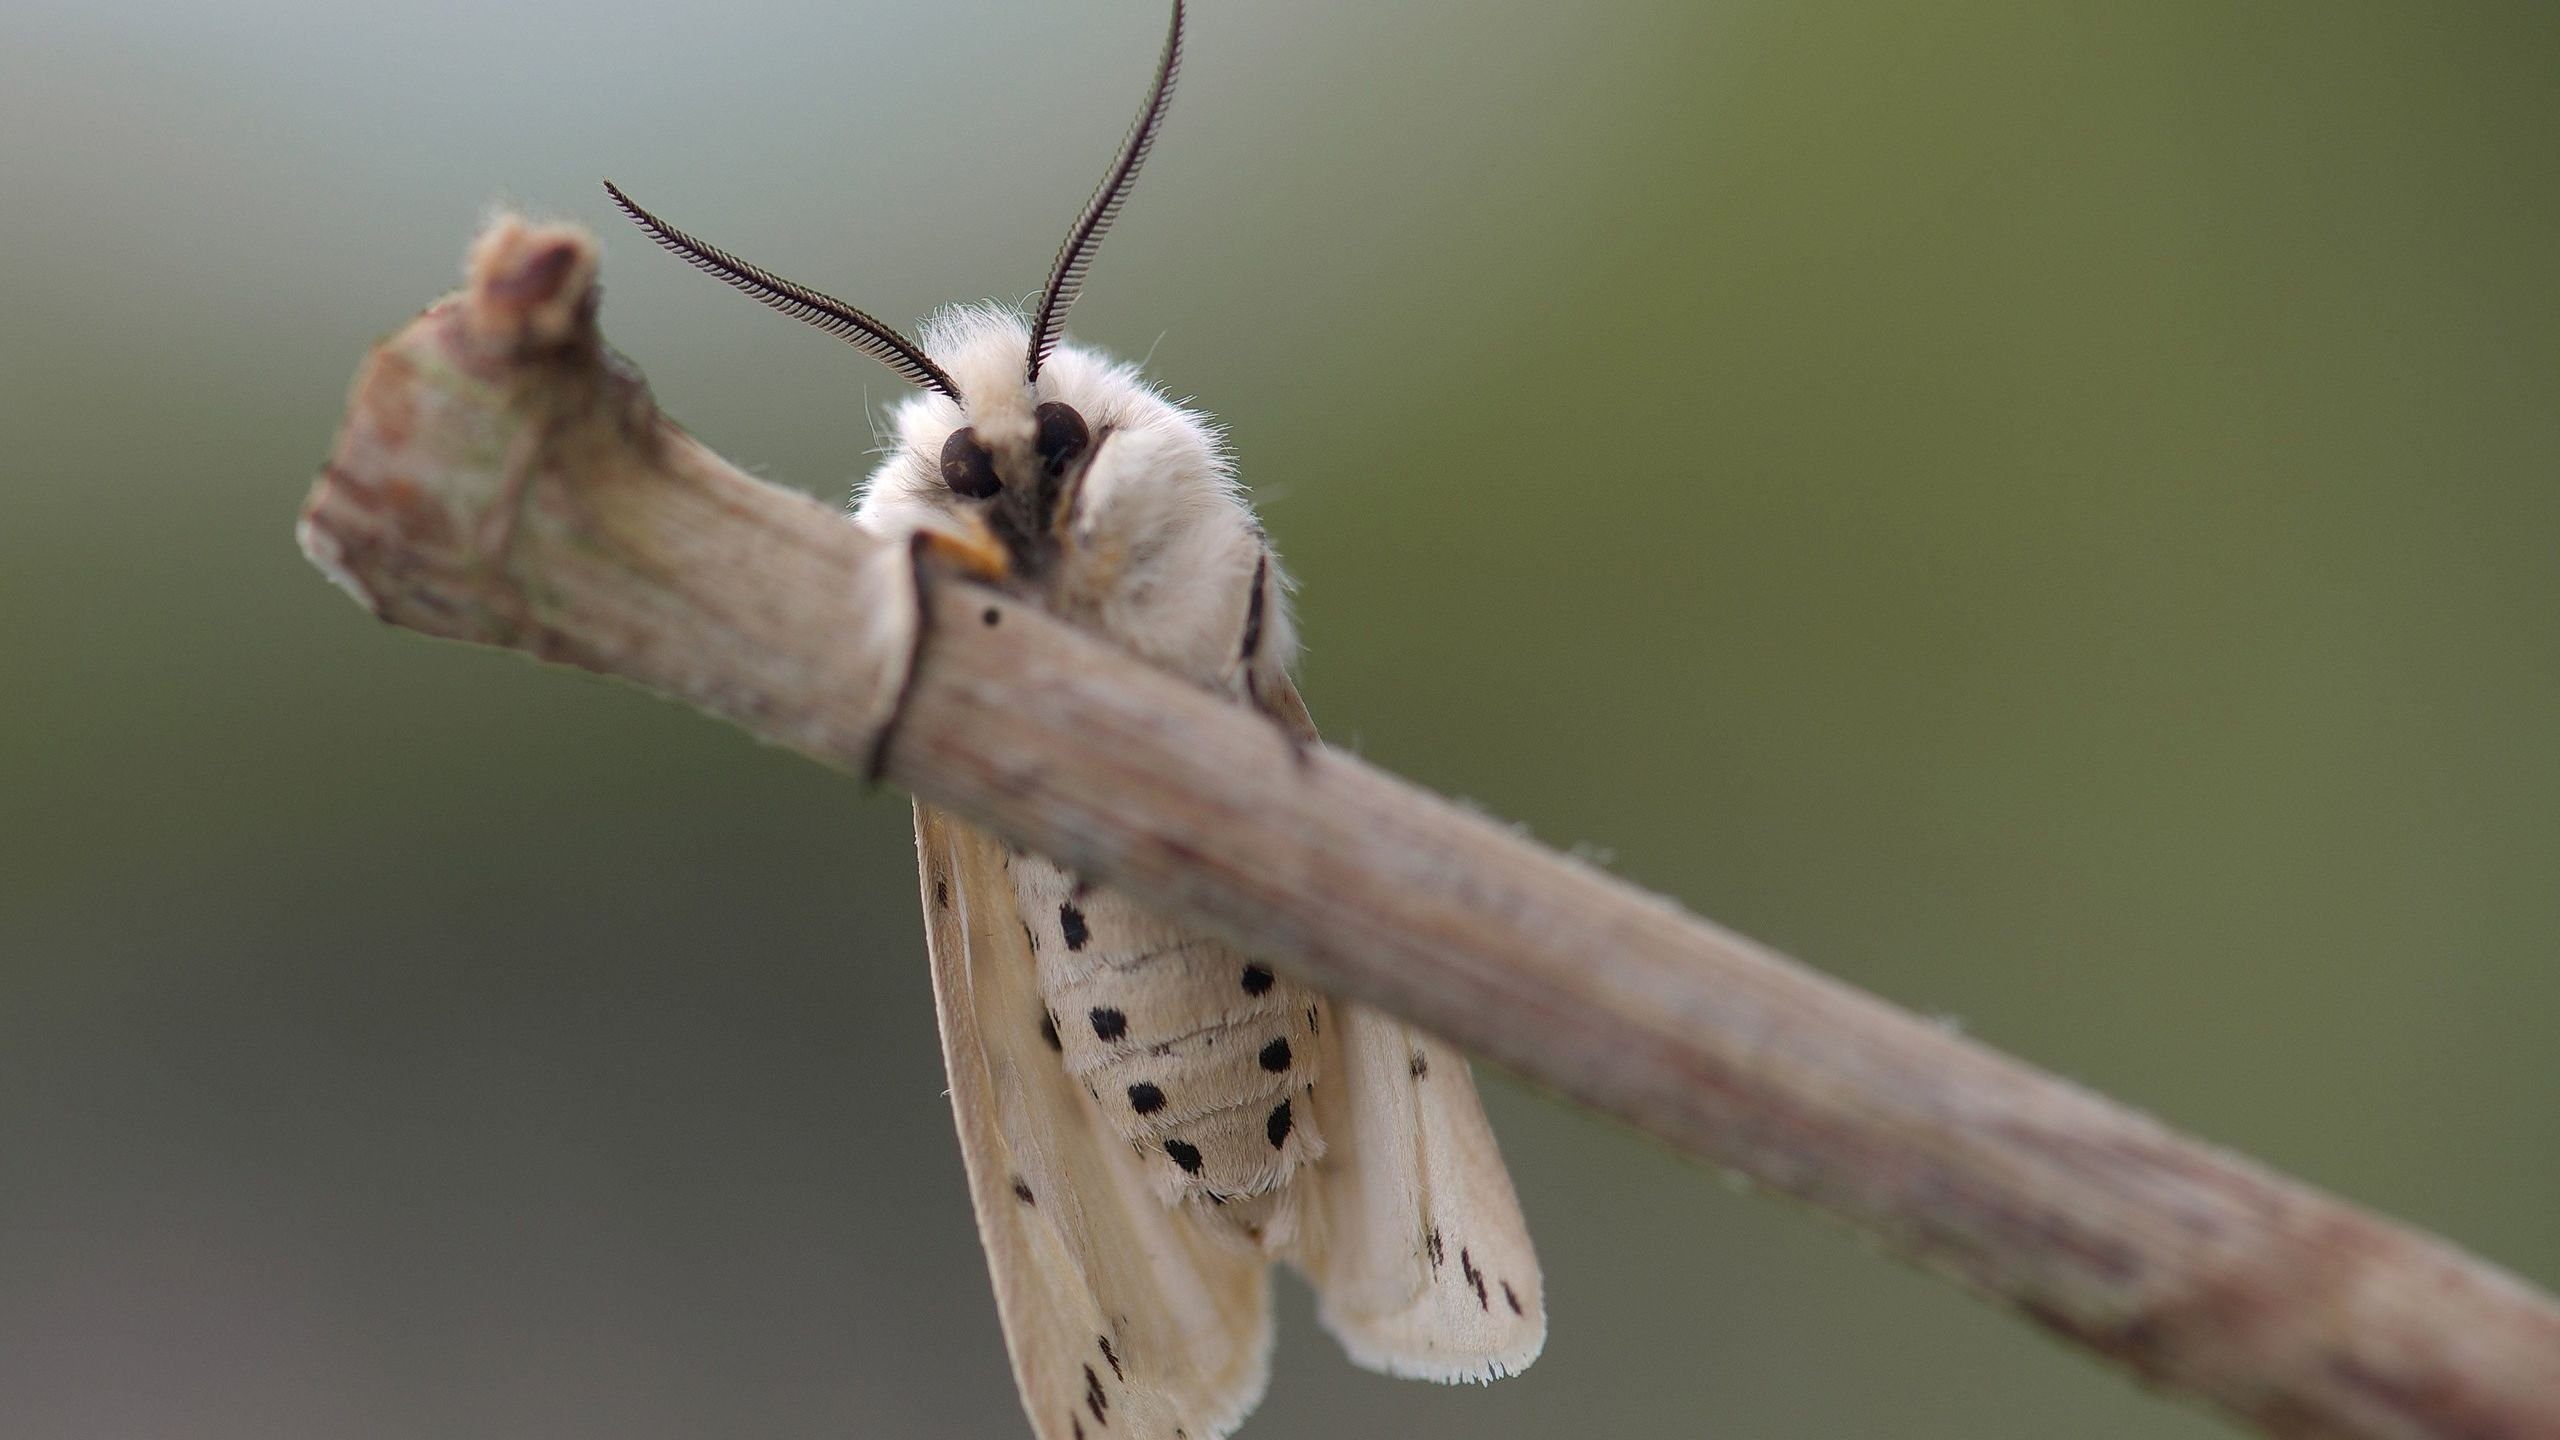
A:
1093;1015;1307;1135
1013;854;1328;1214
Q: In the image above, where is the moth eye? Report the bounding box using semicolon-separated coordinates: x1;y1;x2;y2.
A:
1033;400;1090;474
939;426;1001;498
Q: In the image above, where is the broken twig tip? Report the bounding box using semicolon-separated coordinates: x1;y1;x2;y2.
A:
464;215;600;354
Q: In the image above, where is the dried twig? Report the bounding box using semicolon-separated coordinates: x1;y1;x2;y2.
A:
299;218;2560;1440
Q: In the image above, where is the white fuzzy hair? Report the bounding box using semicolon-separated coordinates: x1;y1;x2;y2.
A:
853;305;1295;695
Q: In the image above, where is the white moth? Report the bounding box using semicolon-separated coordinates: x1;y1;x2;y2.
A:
606;5;1541;1434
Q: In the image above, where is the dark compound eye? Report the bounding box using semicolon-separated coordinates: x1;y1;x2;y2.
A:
940;425;1001;498
1034;401;1090;474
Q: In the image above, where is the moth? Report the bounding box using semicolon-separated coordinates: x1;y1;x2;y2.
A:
605;4;1541;1435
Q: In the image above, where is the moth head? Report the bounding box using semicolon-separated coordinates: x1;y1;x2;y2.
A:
601;0;1185;568
926;328;1087;501
917;327;1100;573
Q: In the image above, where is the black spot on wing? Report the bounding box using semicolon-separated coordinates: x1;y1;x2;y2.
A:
1090;1007;1128;1041
1165;1139;1204;1174
1040;1011;1063;1051
1083;1363;1108;1423
982;606;1001;626
1012;1177;1036;1205
1098;1334;1124;1381
1426;1227;1444;1271
1503;1280;1524;1315
1059;902;1089;950
933;879;948;909
1266;1099;1292;1148
1461;1247;1489;1311
1258;1037;1292;1072
1306;1003;1321;1034
1240;964;1274;996
1410;1049;1430;1079
1127;1082;1165;1115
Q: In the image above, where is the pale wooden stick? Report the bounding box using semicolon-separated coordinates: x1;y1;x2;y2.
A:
299;217;2560;1440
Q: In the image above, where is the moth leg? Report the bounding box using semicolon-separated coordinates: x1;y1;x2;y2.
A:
867;526;1019;782
913;523;1014;584
1237;551;1315;767
1246;671;1312;769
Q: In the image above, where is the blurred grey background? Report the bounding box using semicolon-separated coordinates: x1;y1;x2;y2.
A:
4;1;2556;1436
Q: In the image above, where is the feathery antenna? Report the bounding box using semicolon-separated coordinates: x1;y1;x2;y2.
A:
603;180;960;400
1027;0;1185;382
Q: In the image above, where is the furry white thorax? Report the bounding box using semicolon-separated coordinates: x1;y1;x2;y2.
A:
852;306;1295;694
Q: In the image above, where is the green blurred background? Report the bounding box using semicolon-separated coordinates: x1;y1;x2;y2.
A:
5;1;2555;1436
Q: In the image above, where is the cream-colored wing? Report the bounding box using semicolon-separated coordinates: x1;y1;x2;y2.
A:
916;804;1273;1440
1245;667;1547;1382
1294;1008;1545;1381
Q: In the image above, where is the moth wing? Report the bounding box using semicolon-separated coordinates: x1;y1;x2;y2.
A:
1293;999;1546;1381
1246;669;1547;1381
916;803;1274;1440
